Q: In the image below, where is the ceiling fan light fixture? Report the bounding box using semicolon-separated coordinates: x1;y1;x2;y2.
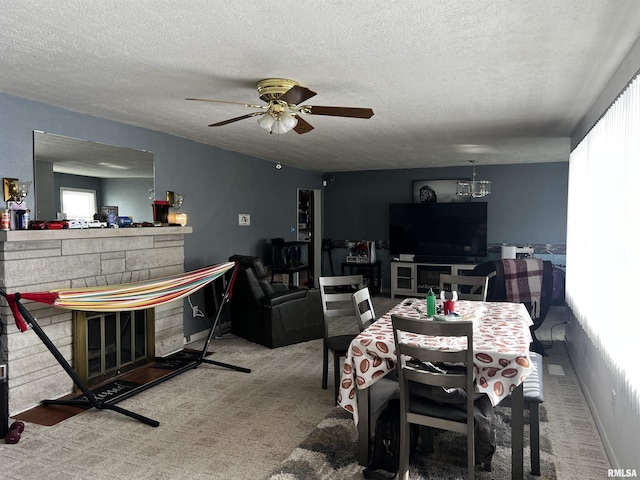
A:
258;112;276;131
191;78;373;134
258;108;298;135
457;161;491;198
283;113;298;129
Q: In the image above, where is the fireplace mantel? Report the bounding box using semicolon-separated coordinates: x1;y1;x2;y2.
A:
0;226;192;415
0;225;191;241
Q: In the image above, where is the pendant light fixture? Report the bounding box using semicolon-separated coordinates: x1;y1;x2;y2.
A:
456;161;491;198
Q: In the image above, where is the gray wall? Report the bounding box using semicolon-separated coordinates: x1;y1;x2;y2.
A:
0;93;322;336
566;37;640;470
323;163;568;245
321;162;569;289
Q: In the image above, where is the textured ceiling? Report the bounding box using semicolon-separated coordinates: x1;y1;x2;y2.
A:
2;1;640;172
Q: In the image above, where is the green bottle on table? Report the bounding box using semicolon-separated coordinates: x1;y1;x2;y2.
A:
426;288;436;317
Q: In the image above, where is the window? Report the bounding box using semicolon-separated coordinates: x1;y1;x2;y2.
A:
60;187;97;221
567;72;640;411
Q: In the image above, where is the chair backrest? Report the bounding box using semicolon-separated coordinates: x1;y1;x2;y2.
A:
391;313;475;476
352;287;376;332
439;274;489;301
391;314;474;402
318;275;364;338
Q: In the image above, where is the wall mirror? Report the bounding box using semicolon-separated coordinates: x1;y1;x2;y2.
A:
33;131;154;222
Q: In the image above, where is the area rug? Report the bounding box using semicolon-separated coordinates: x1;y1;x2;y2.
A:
265;406;556;480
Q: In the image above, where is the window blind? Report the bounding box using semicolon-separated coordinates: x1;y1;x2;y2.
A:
567;72;640;417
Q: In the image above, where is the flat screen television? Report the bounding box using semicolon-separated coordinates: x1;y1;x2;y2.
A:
389;202;487;262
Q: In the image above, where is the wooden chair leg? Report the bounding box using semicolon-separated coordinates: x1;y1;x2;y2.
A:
530;402;541;475
398;419;410;480
333;352;341;402
322;346;328;390
420;426;434;455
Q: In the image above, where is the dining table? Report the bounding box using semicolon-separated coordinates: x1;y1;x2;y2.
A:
338;298;534;479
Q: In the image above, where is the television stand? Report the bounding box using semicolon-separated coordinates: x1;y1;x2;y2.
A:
390;261;478;298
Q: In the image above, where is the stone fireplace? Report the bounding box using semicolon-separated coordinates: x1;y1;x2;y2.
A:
0;226;192;415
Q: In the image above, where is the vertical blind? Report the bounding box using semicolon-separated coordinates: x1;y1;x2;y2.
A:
567;72;640;415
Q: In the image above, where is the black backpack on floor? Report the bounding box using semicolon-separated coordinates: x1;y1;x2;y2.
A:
363;399;417;480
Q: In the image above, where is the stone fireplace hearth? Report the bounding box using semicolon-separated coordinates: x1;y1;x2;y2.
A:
0;226;192;415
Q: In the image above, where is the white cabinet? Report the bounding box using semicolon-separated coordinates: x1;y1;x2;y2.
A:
390;261;477;298
390;262;415;297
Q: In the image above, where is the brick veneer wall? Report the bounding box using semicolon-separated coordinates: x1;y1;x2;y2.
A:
0;227;192;414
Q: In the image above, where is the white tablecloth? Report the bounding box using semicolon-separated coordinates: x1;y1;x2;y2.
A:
338;299;534;424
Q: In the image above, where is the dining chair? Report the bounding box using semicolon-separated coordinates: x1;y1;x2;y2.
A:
391;313;477;480
352;286;376;332
318;275;365;402
439;273;489;301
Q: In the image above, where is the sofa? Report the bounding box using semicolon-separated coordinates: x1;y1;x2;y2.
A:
226;254;324;348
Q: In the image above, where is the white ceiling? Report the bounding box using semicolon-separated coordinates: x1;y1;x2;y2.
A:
3;1;640;173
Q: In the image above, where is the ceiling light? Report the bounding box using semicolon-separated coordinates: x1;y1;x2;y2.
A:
97;162;129;170
257;104;298;134
257;112;276;131
457;161;491;198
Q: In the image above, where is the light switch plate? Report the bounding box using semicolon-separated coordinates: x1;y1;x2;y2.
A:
238;214;250;226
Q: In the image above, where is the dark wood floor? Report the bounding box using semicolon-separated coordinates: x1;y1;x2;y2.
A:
13;354;200;426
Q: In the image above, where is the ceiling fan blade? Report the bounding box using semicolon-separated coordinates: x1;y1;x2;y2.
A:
293;115;315;134
208;112;264;127
280;85;317;105
305;106;374;119
186;98;266;109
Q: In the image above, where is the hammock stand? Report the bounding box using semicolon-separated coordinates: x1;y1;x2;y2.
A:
0;261;250;428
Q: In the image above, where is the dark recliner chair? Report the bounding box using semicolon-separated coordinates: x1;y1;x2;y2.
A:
227;254;324;348
471;259;554;355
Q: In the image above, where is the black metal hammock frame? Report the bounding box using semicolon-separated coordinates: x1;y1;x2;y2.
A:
0;261;250;427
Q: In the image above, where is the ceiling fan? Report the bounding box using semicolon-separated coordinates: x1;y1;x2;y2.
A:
186;78;374;135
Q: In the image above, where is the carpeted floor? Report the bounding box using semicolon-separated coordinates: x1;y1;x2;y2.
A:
1;300;610;479
265;404;555;480
263;302;611;480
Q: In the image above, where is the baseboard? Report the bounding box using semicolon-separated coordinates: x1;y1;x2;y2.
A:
565;313;627;469
567;341;617;467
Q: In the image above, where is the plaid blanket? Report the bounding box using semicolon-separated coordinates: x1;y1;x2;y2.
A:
502;259;543;319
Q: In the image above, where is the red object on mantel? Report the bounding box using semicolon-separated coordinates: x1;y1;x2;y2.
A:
152;200;170;223
28;220;69;230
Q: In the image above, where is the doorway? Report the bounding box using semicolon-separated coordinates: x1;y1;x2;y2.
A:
297;188;321;286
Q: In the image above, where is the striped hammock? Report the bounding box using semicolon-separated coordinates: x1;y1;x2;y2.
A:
6;261;237;333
